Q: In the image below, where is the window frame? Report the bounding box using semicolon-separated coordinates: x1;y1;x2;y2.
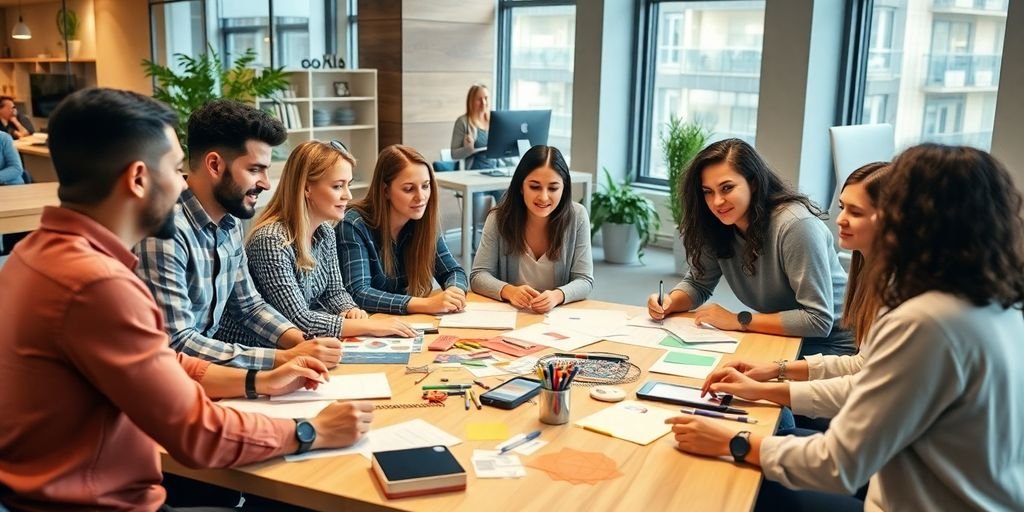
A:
495;0;577;111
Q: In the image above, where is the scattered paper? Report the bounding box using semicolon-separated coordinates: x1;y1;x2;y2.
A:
545;308;630;338
628;316;739;344
466;422;511;441
463;364;513;378
575;400;677;445
472;450;526;479
498;356;541;375
604;325;678;349
439;303;518;330
502;323;600;352
270;373;391;402
657;335;738;355
218;398;332;419
647;348;722;379
496;433;548;455
285;418;461;462
525;448;622;484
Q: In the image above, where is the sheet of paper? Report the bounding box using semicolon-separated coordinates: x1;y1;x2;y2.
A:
439;303;518;330
657;335;737;354
496;355;540;375
463;363;514;378
604;325;676;349
575;400;677;445
285;418;462;462
218;398;332;419
472;450;526;479
341;335;424;353
627;316;740;346
496;433;548;455
270;373;391;402
647;348;722;379
502;322;600;352
545;308;629;338
466;422;510;441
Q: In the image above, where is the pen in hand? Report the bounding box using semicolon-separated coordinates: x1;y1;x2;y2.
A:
658;280;664;307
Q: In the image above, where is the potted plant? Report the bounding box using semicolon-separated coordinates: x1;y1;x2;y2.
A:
660;115;710;275
56;7;81;58
590;168;661;264
142;46;290;153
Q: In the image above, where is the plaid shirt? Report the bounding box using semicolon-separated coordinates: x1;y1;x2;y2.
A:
337;209;468;314
219;221;358;342
134;189;295;370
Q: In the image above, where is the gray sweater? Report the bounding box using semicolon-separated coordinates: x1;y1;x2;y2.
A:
761;291;1024;511
470;202;594;304
673;202;854;355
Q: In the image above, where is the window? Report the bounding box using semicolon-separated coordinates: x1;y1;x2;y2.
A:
637;1;766;183
498;1;576;161
857;0;1007;150
149;1;206;73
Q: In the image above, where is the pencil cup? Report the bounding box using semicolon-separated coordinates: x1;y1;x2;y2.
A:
538;389;571;425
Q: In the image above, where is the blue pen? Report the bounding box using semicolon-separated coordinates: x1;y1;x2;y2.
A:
499;431;542;454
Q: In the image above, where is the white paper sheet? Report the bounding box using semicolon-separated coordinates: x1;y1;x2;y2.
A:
270;373;391;402
575;400;677;445
218;398;333;419
439;303;519;329
471;450;526;478
284;418;462;462
627;316;739;348
501;323;600;352
496;355;540;375
544;308;630;338
647;348;722;379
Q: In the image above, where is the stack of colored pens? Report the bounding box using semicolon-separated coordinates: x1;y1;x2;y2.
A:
535;361;579;391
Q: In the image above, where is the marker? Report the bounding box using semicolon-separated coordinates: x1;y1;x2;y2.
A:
658;280;664;307
680;407;758;424
464;391;470;410
469;389;482;410
473;379;491;390
498;430;542;454
422;384;472;390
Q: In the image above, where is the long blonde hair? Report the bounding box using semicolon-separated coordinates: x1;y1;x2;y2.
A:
465;84;490;132
839;162;891;346
249;140;356;271
350;144;440;297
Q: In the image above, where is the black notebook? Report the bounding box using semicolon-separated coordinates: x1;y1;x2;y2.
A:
371;446;467;499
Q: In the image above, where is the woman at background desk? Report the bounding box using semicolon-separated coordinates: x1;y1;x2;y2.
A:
450;84;496;170
337;144;468;315
470;145;592;313
648;138;854;358
218;140;417;343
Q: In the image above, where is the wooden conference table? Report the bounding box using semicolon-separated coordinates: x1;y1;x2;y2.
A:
435;170;594;269
162;297;801;512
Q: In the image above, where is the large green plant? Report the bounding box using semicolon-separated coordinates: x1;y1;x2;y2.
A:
56;7;79;40
661;115;711;229
142;47;289;151
590;168;661;259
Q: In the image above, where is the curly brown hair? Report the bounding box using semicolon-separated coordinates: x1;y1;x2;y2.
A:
866;144;1024;312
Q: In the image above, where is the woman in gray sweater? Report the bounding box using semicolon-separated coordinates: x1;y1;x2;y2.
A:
470;145;593;313
670;144;1024;511
649;138;854;357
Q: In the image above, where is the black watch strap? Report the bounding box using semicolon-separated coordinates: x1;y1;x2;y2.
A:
245;369;259;399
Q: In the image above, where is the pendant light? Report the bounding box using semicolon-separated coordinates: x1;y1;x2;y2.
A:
12;0;32;40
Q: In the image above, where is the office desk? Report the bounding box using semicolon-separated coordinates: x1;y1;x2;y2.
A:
435;171;594;269
14;139;57;183
162;298;800;512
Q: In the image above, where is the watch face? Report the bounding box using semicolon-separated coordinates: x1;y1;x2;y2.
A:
296;420;316;443
738;311;753;326
730;432;751;459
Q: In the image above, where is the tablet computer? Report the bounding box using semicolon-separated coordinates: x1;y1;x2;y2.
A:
635;380;744;414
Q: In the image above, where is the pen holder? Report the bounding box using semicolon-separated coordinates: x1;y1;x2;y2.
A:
538;388;571;425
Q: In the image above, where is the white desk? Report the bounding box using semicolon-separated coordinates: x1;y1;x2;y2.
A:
435;170;593;269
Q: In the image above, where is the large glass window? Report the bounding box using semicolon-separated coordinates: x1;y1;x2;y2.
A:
499;1;576;161
859;0;1007;150
150;1;206;73
638;1;766;183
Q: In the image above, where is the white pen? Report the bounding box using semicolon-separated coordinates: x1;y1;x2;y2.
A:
680;407;758;424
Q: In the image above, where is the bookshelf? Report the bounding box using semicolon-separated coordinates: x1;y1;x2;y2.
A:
258;69;379;183
0;58;98;126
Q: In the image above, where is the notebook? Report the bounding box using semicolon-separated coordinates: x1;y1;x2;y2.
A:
371;445;467;499
575;400;677;445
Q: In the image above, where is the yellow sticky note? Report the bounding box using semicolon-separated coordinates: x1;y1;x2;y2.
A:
466;422;510;441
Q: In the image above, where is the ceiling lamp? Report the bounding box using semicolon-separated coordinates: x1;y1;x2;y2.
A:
12;1;31;40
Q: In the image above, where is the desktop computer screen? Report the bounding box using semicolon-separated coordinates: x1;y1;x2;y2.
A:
485;109;551;159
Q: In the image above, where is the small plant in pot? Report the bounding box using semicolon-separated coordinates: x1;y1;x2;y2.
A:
660;115;710;275
590;168;660;264
56;7;81;59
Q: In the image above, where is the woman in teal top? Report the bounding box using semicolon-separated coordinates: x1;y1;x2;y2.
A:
470;145;593;313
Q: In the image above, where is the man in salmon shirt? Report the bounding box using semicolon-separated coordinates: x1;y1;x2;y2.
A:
0;88;375;511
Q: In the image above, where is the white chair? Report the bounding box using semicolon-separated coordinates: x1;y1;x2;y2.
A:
828;124;895;269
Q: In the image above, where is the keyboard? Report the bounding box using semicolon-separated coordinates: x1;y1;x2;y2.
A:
479;168;515;177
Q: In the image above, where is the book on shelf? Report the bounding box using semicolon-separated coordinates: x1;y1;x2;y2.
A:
371;445;467;499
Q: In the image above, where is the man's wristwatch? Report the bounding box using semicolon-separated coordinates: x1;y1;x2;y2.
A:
737;311;753;331
294;418;317;454
245;369;259;399
729;431;752;463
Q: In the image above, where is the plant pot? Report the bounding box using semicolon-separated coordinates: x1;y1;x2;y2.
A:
60;40;82;59
602;223;641;265
672;234;689;276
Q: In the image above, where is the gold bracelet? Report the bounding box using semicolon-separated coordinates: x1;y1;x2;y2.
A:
774;359;788;381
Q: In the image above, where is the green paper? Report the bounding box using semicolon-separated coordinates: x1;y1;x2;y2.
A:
664;351;716;367
659;336;694;349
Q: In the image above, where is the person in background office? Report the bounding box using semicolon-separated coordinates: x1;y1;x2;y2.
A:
0;131;26;185
0;87;375;512
647;138;854;358
451;84;496;170
668;145;1024;511
135;100;342;371
219;140;418;342
337;144;469;314
470;145;593;313
0;95;35;140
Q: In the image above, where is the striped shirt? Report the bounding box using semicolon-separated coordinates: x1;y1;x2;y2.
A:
219;221;358;342
336;208;468;314
134;188;295;370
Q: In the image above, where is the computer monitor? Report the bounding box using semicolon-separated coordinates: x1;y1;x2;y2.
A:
485;109;551;159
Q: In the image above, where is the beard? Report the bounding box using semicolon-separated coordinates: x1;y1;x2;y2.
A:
143;191;178;240
213;169;261;220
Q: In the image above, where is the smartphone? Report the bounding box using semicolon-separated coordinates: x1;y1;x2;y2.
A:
479;377;542;409
635;380;743;414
